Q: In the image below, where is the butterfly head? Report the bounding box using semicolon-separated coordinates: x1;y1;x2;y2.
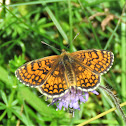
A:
61;49;66;53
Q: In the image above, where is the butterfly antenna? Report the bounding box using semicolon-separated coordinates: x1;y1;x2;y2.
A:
66;32;80;48
41;41;61;51
73;32;80;42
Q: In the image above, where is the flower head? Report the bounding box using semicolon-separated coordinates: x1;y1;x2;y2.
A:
50;86;99;116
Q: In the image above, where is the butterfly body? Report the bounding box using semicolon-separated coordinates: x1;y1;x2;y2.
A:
61;51;76;88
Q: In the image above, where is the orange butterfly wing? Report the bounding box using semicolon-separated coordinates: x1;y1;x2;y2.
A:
15;55;60;87
70;49;114;91
38;64;68;98
71;62;100;91
70;49;114;74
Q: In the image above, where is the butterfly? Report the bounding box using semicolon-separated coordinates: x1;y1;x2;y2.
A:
15;49;114;98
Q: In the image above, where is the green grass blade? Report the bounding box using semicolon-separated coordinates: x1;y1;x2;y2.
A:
44;6;68;44
121;14;126;101
68;0;73;51
18;87;57;117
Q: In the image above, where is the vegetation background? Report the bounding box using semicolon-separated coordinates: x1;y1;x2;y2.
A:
0;0;126;125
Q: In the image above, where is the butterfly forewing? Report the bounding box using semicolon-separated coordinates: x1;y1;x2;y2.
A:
70;49;114;74
15;55;60;87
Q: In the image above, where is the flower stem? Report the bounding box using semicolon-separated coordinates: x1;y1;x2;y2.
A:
99;85;126;124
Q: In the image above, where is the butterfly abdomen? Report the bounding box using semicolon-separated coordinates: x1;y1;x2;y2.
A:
62;54;76;87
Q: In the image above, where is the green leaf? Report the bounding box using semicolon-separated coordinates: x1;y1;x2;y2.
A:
1;90;8;105
0;66;11;87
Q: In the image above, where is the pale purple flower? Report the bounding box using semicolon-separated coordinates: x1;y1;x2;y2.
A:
49;86;99;115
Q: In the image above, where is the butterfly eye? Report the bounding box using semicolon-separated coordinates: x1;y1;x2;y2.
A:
59;61;63;64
